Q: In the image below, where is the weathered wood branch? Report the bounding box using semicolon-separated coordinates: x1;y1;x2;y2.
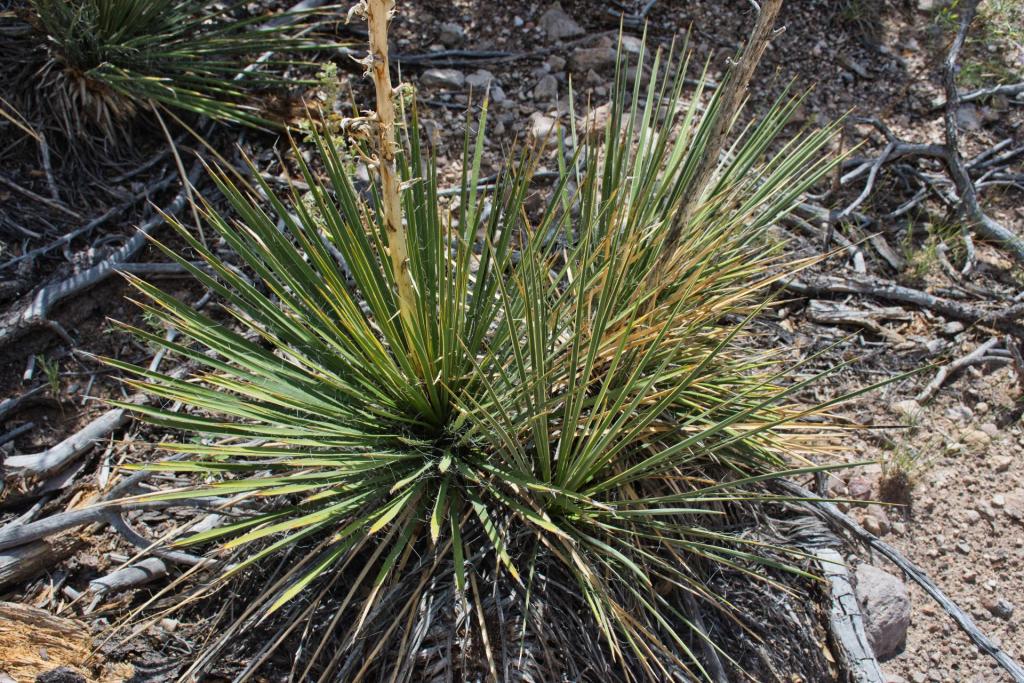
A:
782;273;1024;339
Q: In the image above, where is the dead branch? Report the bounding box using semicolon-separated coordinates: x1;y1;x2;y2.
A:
88;556;168;596
0;533;84;591
3;408;129;482
103;508;209;567
782;273;1024;339
0;161;202;350
932;81;1024;110
778;480;1024;683
0;496;231;552
915;336;1000;403
940;0;1024;265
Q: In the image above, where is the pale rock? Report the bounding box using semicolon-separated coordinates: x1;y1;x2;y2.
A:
571;45;617;73
848;475;874;501
866;504;891;535
942;321;965;335
961;428;991;449
979;422;999;438
529;112;559;141
983;596;1015;620
539;2;584;41
533;74;559;100
1003;490;1024;522
946;405;973;422
421;68;466;89
547;55;567;71
438;21;465;48
956;104;983;131
862;514;883;536
893;399;924;422
855;563;911;660
620;35;644;55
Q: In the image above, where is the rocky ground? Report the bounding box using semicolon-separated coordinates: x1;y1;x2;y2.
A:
1;0;1023;681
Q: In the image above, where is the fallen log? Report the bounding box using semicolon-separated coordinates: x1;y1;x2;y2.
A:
0;533;83;592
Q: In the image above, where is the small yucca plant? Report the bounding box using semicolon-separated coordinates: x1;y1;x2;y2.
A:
108;3;854;680
7;0;328;139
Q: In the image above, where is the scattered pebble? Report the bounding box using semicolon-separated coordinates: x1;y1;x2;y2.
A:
982;597;1015;620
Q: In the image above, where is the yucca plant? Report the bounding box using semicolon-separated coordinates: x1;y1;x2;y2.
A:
5;0;328;139
106;3;855;680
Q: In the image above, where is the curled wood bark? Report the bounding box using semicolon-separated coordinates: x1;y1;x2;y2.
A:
0;163;201;350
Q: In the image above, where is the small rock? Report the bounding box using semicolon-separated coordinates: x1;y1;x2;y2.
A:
160;617;180;632
855;563;911;660
840;55;872;79
1004;490;1024;521
848;476;874;501
862;514;883;536
866;504;891;534
421;68;465;90
979;422;999;438
942;321;965;335
956;104;983;131
983;597;1015;620
465;69;496;89
620;35;644;55
991;494;1006;508
529;112;559;141
886;675;909;683
964;509;982;524
533;74;559;101
975;401;989;415
893;399;924;423
570;45;617;73
946;405;973;422
993;456;1012;473
962;428;991;449
438;21;465;48
539;2;584;41
546;55;567;72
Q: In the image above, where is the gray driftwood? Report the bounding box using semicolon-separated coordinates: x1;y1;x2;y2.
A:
815;548;885;683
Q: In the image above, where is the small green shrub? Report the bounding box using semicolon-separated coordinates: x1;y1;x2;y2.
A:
5;0;329;139
109;32;854;682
